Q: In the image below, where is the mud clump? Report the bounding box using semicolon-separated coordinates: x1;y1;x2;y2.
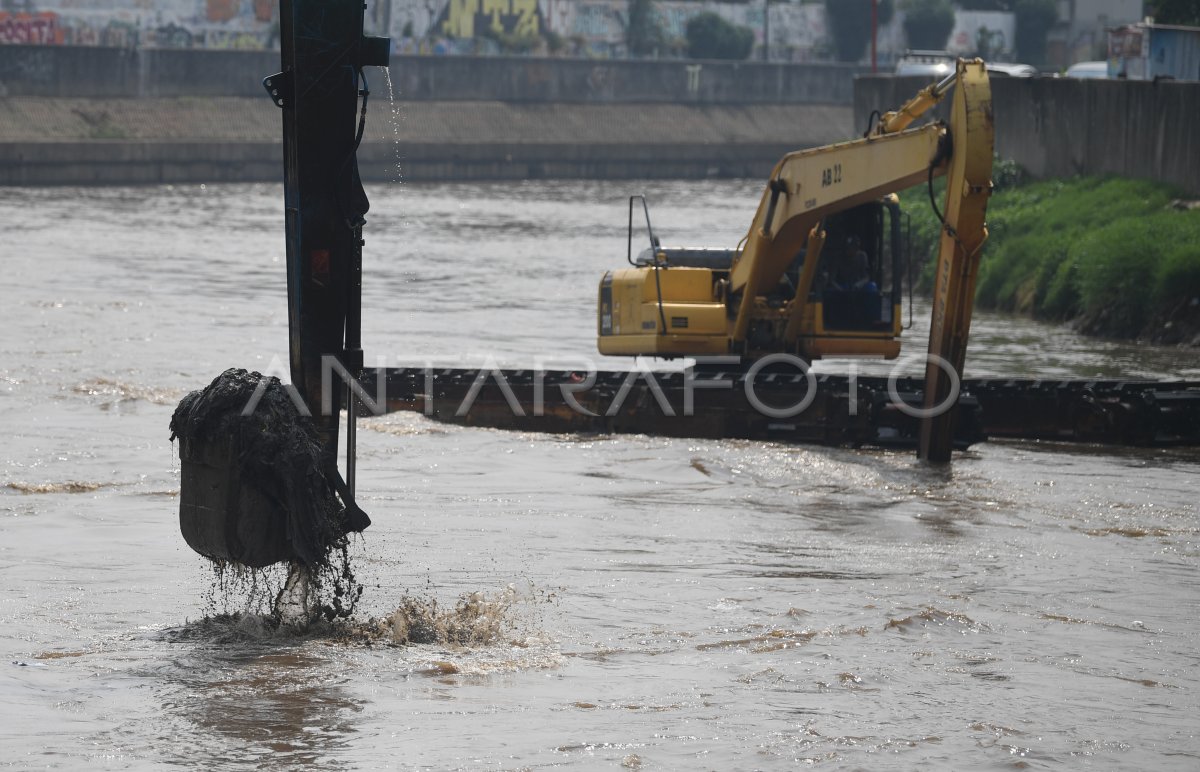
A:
170;368;365;568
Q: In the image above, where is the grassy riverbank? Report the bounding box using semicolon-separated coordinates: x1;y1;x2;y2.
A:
901;173;1200;345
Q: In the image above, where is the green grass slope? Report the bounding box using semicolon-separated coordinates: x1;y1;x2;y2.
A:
900;170;1200;343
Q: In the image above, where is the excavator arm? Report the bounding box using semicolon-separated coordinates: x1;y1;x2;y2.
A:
729;61;992;350
728;126;945;342
735;60;993;460
915;61;993;461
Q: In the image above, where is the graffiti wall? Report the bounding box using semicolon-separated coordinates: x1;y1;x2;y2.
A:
0;12;63;45
385;0;894;61
0;0;277;48
0;0;908;62
435;0;542;39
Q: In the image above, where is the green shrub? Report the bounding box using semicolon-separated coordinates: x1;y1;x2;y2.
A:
1147;0;1200;26
825;0;894;62
685;12;754;60
1155;224;1200;307
1072;217;1163;334
627;0;665;57
901;0;955;51
992;157;1027;192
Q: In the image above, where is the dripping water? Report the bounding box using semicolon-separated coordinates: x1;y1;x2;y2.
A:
381;67;404;184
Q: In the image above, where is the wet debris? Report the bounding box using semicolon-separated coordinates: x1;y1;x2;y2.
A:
169;368;360;569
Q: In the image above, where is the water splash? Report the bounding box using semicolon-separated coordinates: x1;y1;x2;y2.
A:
375;587;518;646
176;583;551;654
202;541;363;628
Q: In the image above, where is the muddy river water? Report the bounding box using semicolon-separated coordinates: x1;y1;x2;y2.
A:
1;180;1198;769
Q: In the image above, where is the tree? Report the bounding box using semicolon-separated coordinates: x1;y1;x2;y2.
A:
902;0;955;50
626;0;665;57
824;0;895;62
1147;0;1200;26
1013;0;1057;64
686;12;754;60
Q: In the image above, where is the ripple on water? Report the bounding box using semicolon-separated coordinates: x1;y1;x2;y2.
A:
5;480;117;494
73;377;184;407
884;606;985;634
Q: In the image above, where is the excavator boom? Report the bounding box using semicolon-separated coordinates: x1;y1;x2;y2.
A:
728;125;945;344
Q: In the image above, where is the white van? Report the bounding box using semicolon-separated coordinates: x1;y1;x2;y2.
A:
1064;61;1109;79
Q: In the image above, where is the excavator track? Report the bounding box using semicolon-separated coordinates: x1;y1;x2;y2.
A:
359;368;1200;450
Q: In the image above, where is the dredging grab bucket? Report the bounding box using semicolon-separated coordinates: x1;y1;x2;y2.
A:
172;369;366;569
174;0;388;569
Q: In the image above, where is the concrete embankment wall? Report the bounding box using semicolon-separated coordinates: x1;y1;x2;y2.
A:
0;45;862;185
0;96;853;185
0;45;865;103
12;44;1198;191
855;75;1200;196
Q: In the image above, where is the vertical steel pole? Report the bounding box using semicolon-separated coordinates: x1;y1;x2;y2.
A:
273;0;388;526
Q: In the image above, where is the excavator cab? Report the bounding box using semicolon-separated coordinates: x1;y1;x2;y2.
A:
814;199;903;334
598;195;906;362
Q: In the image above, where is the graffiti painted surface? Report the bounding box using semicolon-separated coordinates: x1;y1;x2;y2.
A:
0;12;63;45
0;0;277;48
435;0;541;39
0;0;906;62
385;0;891;61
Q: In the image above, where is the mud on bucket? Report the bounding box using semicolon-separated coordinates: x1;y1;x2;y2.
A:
170;368;368;569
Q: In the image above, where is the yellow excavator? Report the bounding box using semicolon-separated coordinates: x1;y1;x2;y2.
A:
597;59;994;460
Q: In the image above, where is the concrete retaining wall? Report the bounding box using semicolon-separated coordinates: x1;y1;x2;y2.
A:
0;44;863;104
386;56;864;104
15;47;1197;190
0;139;807;185
0;98;854;185
854;75;1200;196
0;141;280;185
0;45;278;98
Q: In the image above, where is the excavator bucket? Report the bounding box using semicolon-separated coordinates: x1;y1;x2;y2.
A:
173;369;365;568
177;434;292;569
174;0;389;568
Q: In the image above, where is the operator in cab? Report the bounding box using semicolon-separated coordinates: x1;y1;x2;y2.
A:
834;235;872;290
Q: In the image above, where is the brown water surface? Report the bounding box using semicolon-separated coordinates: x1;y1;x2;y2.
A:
1;181;1198;769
